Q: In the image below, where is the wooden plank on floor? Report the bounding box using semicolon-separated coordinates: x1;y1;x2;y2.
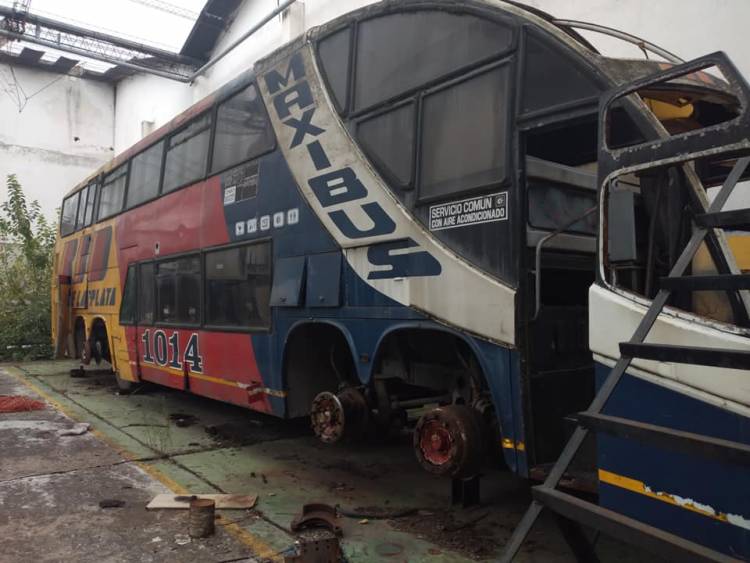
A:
147;493;258;510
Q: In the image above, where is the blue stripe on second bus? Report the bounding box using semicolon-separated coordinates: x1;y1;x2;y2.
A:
595;363;750;557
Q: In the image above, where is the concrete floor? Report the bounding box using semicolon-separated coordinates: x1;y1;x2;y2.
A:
0;360;649;562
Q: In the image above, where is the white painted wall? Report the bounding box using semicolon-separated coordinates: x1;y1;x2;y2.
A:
0;65;114;220
113;73;193;153
524;0;750;79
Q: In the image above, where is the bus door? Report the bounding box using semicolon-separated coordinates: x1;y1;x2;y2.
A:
522;152;599;474
111;263;139;383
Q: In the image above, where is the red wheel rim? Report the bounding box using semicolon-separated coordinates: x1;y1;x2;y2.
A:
418;419;454;467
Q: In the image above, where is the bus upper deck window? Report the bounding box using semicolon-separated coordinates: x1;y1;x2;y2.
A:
211;84;274;174
163;113;211;194
521;32;600;115
74;186;88;231
318;26;351;113
98;165;128;221
60;192;80;236
357;102;415;187
83;183;97;227
127;141;164;209
420;65;510;199
354;11;512;111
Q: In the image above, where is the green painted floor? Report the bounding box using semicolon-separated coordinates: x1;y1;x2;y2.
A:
2;360;649;562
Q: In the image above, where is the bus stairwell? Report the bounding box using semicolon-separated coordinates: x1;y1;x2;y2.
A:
503;53;750;562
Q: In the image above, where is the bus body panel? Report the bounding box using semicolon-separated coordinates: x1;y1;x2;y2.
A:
257;45;517;347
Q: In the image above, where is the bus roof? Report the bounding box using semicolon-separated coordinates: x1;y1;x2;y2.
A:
65;0;725;198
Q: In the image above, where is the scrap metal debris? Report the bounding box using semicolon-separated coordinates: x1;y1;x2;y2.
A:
290;503;342;536
99;499;126;508
0;395;46;413
283;536;343;563
57;422;91;436
188;498;216;538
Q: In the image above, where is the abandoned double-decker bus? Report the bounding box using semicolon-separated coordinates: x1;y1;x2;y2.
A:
52;1;749;557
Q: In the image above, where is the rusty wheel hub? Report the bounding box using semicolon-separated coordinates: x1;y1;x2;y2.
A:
419;420;455;466
311;388;369;444
414;405;483;478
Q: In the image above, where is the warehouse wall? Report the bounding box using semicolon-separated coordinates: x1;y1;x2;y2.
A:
0;65;114;220
112;73;193;155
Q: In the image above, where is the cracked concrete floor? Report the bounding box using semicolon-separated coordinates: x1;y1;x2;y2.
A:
0;361;654;563
0;371;255;563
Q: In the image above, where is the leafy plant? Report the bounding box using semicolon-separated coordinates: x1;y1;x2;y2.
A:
0;175;56;360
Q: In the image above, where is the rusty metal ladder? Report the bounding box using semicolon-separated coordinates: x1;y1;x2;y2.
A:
500;158;750;563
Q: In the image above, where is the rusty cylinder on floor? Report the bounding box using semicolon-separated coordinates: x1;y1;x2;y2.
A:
188;498;216;538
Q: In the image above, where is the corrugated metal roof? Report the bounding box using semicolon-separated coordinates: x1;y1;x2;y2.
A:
0;0;213;82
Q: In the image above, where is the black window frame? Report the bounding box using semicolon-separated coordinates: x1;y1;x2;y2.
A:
97;163;129;222
518;27;603;121
161;111;213;195
203;239;273;333
60;191;80;237
353;98;417;190
126;239;273;334
316;24;354;115
126;139;166;211
416;59;514;204
61;76;277;229
138;261;156;326
119;264;138;325
83;181;98;227
316;9;517;203
317;10;517;120
153;251;203;328
209;81;277;177
74;185;89;232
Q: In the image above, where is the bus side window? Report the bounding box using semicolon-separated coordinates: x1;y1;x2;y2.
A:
163;113;211;194
317;26;351;113
60;192;79;236
356;102;415;188
120;265;137;325
211;83;275;175
521;31;600;116
98;164;128;221
205;242;271;329
127;141;164;209
155;256;201;326
138;262;155;325
74;185;88;232
419;65;511;200
83;183;97;227
352;11;512;112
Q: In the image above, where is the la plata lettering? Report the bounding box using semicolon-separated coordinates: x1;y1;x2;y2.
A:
70;287;117;307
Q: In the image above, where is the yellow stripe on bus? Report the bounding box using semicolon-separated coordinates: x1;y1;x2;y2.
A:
501;437;525;451
598;469;750;529
141;364;287;396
